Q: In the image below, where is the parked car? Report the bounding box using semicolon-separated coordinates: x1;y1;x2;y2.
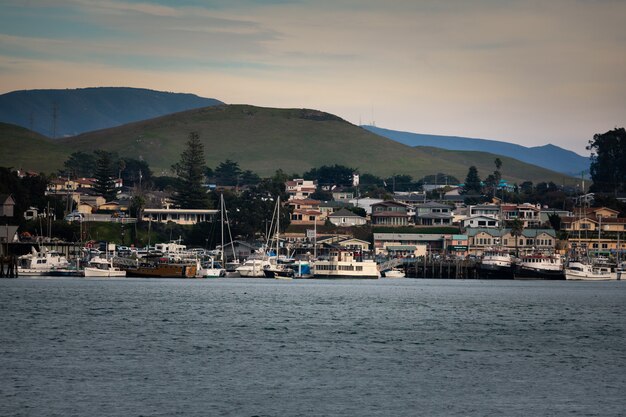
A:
64;212;84;222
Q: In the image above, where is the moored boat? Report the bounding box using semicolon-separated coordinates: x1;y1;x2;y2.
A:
313;250;380;279
565;260;616;280
477;249;514;279
18;247;70;276
83;257;126;278
514;252;565;280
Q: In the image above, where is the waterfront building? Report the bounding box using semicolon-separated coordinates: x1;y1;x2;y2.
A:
142;208;218;225
287;198;324;226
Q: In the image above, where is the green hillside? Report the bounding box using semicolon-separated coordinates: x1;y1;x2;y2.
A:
1;105;575;184
0;122;70;172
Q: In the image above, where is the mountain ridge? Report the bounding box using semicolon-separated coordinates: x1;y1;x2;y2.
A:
0;87;223;138
362;125;589;176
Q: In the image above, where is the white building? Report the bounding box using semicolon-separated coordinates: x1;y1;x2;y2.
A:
142;208;218;225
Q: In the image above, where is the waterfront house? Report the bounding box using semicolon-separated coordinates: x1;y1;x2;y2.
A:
373;233;461;257
465;228;557;256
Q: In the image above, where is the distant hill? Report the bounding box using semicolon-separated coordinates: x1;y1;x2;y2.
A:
0;105;577;186
363;125;590;176
0;122;68;171
0;87;223;138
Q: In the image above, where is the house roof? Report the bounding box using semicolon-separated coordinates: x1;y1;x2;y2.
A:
0;194;15;205
371;212;409;217
372;200;409;208
328;208;364;218
416;201;452;209
288;198;321;206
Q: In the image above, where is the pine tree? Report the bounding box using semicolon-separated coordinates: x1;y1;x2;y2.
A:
463;166;482;194
93;150;116;201
172;132;209;208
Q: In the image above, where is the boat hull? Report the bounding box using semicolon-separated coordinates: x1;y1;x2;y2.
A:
83;267;126;278
477;264;514;279
514;267;565;280
125;263;197;278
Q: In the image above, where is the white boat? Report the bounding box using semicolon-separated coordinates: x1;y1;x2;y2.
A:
196;258;225;278
515;252;565;280
236;257;274;277
477;249;514;279
18;247;70;276
313;250;380;279
565;260;616;280
83;257;126;278
617;262;625;280
382;268;405;278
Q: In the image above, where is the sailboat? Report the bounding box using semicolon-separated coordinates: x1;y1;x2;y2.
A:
262;196;294;279
197;194;227;278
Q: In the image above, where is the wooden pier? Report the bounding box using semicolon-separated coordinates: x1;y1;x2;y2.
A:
0;256;18;278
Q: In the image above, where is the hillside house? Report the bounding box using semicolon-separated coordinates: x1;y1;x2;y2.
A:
371;201;413;226
285;179;317;200
142;208;218;225
287;198;323;226
328;208;367;227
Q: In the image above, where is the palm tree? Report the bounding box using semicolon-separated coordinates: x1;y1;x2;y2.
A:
509;218;525;257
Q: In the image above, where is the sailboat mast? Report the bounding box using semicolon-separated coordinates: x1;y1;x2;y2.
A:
220;194;225;265
276;196;280;258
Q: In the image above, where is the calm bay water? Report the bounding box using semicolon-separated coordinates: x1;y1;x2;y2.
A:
1;278;624;417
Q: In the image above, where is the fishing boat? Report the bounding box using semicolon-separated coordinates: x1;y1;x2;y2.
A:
514;252;565;280
17;247;70;276
83;257;126;278
477;248;515;279
565;260;616;280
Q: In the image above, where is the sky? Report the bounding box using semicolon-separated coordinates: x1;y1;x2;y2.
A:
1;0;625;155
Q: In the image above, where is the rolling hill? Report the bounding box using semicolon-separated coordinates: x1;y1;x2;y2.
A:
0;122;69;172
0;87;223;138
363;125;590;176
0;105;577;185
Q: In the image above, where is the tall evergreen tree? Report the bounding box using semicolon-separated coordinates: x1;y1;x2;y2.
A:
172;132;209;208
93;150;116;201
463;166;482;194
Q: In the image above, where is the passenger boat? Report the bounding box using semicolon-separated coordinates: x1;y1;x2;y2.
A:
313;250;380;279
514;252;565;280
83;257;126;278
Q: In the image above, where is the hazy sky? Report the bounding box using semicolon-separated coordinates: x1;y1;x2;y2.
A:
1;0;625;155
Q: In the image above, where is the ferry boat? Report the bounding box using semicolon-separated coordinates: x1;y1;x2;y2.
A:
514;252;565;280
313;250;380;279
